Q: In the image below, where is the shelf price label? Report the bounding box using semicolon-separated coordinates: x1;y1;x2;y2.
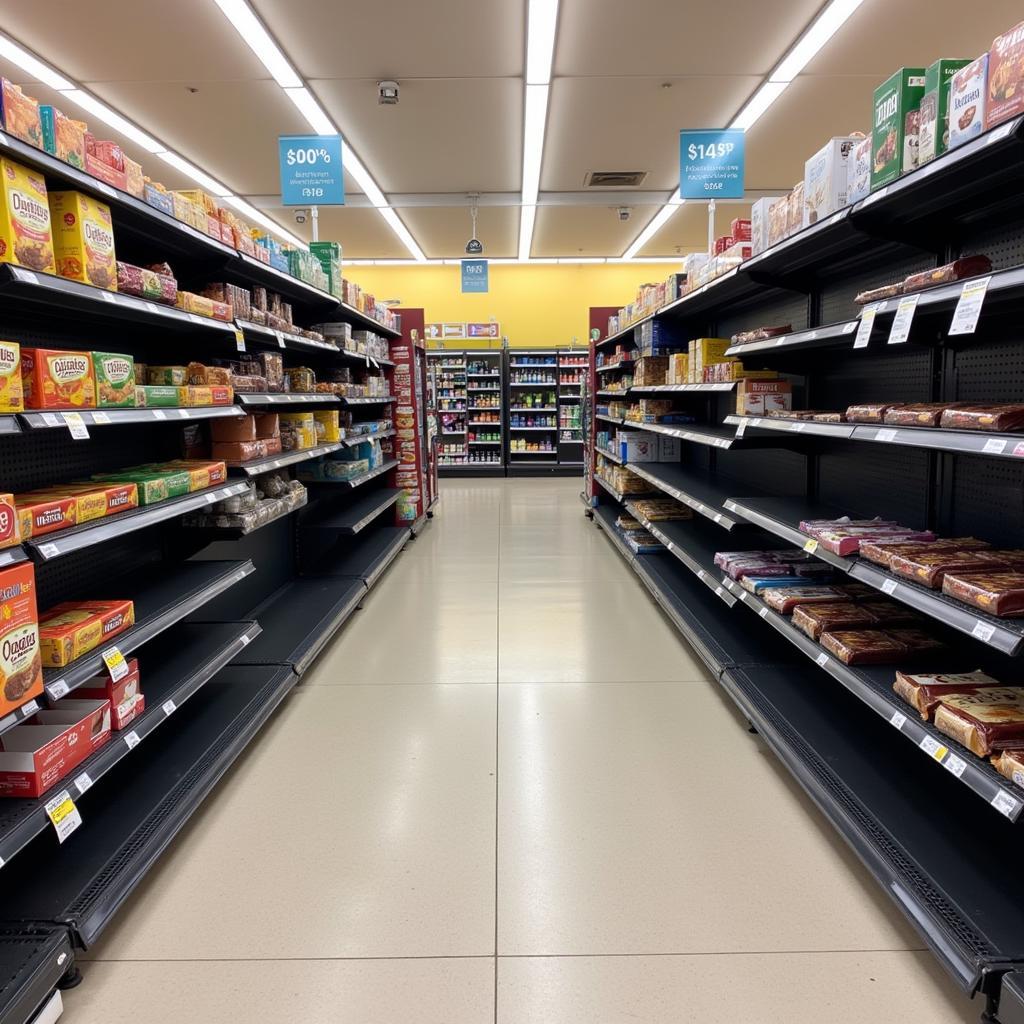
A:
61;411;90;440
992;790;1021;819
948;276;991;336
944;754;967;778
853;304;879;349
74;771;93;795
881;578;898;595
45;789;82;843
803;539;818;554
887;294;920;345
102;645;130;682
890;710;907;731
919;735;948;761
234;327;246;352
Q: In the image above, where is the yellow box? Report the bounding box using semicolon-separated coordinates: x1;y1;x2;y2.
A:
313;410;341;442
0;341;23;412
49;190;116;290
689;338;733;383
667;353;688;385
0;157;55;274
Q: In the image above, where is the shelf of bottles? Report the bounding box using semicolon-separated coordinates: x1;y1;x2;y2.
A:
429;351;469;466
558;349;588;465
464;351;504;466
508;351;559;459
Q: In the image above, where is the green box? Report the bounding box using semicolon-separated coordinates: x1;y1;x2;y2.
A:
918;59;971;165
91;352;135;408
310;240;342;262
871;67;926;190
95;468;191;503
134;385;183;408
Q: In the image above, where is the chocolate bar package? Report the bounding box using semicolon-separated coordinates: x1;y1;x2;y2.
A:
942;570;1024;617
793;602;880;640
800;517;897;537
731;325;792;345
846;403;899;424
992;748;1024;788
888;549;1002;588
903;255;992;294
934;688;1024;756
859;537;990;567
820;629;909;665
883;403;968;427
939;404;1024;433
762;586;848;614
740;575;811;594
816;526;935;557
893;669;1005;720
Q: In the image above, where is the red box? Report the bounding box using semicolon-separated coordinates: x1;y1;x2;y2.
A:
713;235;734;255
84;152;127;193
730;219;751;242
0;698;110;797
76;657;142;729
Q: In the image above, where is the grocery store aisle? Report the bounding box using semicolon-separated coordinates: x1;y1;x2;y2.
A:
68;479;975;1023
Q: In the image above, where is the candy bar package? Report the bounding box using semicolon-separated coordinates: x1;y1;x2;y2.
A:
883;403;968;427
730;325;792;345
888;549;1002;588
903;256;992;294
740;575;813;595
793;602;880;641
762;586;848;614
811;412;846;423
942;571;1024;617
820;629;909;665
854;282;903;305
859;537;990;568
816;526;935;557
939;404;1024;433
846;403;899;423
893;669;1005;720
992;748;1024;788
726;561;797;582
792;562;840;581
934;688;1024;756
800;516;897;537
714;550;795;572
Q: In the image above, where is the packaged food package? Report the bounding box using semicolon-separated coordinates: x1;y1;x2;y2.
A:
134;385;181;408
313;410;341;442
800;516;896;536
934;688;1024;755
847;135;872;205
859;537;989;567
0;80;42;149
767;197;789;247
91;352;135;408
816;526;935;557
735;379;792;417
22;348;96;410
786;182;804;237
992;748;1024;788
893;669;1005;720
749;197;782;255
883;402;967;427
0;340;22;414
846;402;898;423
950;55;989;149
871;68;926;189
94;468;188;505
793;602;880;640
740;575;813;594
939;404;1024;432
987;21;1024;129
0;698;111;798
60;482;138;520
803;137;860;226
633;357;669;387
279;412;318;451
942;570;1024;617
629;498;692;522
820;629;908;664
730;325;792;345
0;561;42;715
919;60;972;164
257;352;284;391
211;415;257;444
252;413;279;440
286;367;316;393
143;182;174;216
39;106;85;168
123;155;144;199
0;157;55;273
48;191;117;290
888;549;1002;588
904;256;993;294
76;658;143;730
762;586;849;614
211;440;267;463
38;599;134;667
158;460;227;491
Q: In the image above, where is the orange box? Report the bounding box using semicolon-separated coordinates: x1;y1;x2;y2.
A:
0;494;20;550
0;560;43;716
38;599;134;667
0;341;23;413
0;80;42;149
49;190;117;290
22;348;97;409
123;156;144;199
14;493;77;539
60;482;139;520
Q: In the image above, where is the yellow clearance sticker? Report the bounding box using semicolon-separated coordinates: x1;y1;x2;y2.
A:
102;644;129;682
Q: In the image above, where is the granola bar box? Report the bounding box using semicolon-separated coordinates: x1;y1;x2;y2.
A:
91;352;135;408
22;348;96;410
49;191;117;291
919;59;971;164
0;157;55;273
987;21;1024;129
0;561;42;717
871;68;926;190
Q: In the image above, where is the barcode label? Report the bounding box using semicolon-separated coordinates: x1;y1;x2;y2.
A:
890;711;907;730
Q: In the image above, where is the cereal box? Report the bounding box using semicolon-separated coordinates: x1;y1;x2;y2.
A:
22;348;97;410
0;561;42;716
39;599;134;667
0;341;22;413
0;158;55;273
92;352;135;407
871;68;926;190
950;55;989;149
49;191;117;290
987;21;1024;129
0;80;42;149
39;106;86;169
803;137;859;226
919;60;971;164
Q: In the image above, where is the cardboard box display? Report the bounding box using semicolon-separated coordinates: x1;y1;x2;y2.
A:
49;191;117;290
0;561;42;717
0;341;23;413
59;481;138;520
735;379;793;417
211;414;257;444
0;698;110;797
633;357;669;387
767;197;789;248
91;352;135;407
730;218;751;242
253;413;279;439
147;366;187;386
143;183;175;217
39;106;86;169
0;157;55;274
83;151;127;192
657;435;682;462
616;431;659;463
211;440;267;463
39;599;134;667
158;460;227;490
280;413;317;451
749;197;782;256
75;657;142;730
133;384;181;408
803;137;860;226
94;468;188;505
123;155;144;199
0;79;42;149
688;338;733;384
786;183;804;237
949;55;989;149
871;68;926;189
987;21;1024;129
22;348;97;410
919;60;971;164
313;410;341;442
847;136;872;204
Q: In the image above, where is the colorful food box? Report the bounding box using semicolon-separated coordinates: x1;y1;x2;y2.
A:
14;494;76;539
143;183;175;217
77;658;143;731
22;348;97;409
95;468;188;504
91;352;135;407
62;482;139;520
847;136;872;205
0;157;55;273
987;21;1024;129
0;561;42;717
871;68;926;189
313;410;341;442
147;366;188;387
38;599;135;667
0;494;20;551
133;385;181;408
49;191;117;290
0;80;42;149
39;106;86;169
735;379;792;417
803;137;859;226
750;196;782;256
949;55;989;150
158;460;227;491
919;60;971;164
123;156;145;199
0;341;23;413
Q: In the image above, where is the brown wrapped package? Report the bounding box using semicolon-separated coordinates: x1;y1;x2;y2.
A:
883;403;968;427
903;255;992;294
942;571;1024;617
820;627;945;665
762;586;847;614
933;688;1024;756
893;669;1004;719
859;538;990;567
846;403;900;423
887;549;1003;588
854;282;903;305
938;404;1024;433
793;603;879;640
991;748;1024;788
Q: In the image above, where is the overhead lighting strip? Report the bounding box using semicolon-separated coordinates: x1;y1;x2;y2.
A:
620;0;864;259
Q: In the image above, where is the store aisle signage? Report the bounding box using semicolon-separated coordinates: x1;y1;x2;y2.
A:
679;129;745;199
278;135;344;205
467;322;500;338
461;259;489;293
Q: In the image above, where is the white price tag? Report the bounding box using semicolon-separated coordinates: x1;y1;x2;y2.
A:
735;420;747;437
697;569;707;580
919;734;948;760
948;276;990;336
842;321;858;334
235;328;246;352
92;411;111;425
758;606;769;618
74;772;93;795
61;411;90;440
48;680;69;700
124;730;141;750
102;645;130;682
275;331;285;349
20;700;38;717
40;412;60;427
875;428;897;442
239;633;251;646
853;304;878;349
145;302;161;315
91;180;116;197
99;290;117;304
987;121;1016;145
791;422;806;432
815;652;829;667
45;790;81;842
983;438;1007;455
162;699;176;716
177;409;190;419
881;578;898;595
944;754;967;778
205;492;217;504
38;543;60;559
890;711;907;730
887;294;920;345
13;268;38;284
992;790;1020;819
972;620;996;642
152;409;166;420
713;513;723;524
749;418;763;428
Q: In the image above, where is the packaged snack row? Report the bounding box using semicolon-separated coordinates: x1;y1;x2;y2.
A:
183;471;307;532
606;273;687;337
295;437;390;482
764;401;1024;433
627;498;692;522
39;599;134;667
853;255;993;306
800;515;935;557
615;513;663;554
594;457;656;496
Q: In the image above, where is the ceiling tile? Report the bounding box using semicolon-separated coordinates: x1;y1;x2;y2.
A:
313;77;522;194
542;76;762;192
255;0;525;79
637;201;752;258
532;205;660;258
398;206;518;258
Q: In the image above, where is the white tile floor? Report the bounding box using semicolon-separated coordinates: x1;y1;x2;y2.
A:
67;478;980;1022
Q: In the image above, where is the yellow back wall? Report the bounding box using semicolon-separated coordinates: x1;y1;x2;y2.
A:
344;263;677;349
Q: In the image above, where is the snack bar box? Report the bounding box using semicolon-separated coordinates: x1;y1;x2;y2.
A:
918;59;971;164
0;561;43;718
77;657;144;730
950;55;989;149
736;380;793;417
0;698;111;797
803;137;859;226
871;67;925;190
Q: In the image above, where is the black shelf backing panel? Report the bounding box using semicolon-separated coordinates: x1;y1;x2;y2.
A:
712;289;812;343
818;251;939;326
714;447;810;499
310;525;412;588
950;456;1024;550
0;620;258;870
0;664;296;948
0;926;71;1024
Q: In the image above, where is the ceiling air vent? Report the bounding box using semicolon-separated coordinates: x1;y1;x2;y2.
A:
584;170;648;188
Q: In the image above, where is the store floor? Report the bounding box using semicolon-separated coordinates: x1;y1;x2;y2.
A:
67;479;977;1023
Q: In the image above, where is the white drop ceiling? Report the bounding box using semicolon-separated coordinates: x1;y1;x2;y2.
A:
0;0;1020;259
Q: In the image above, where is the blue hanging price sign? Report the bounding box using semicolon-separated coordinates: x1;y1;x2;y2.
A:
679;129;745;200
278;135;344;206
461;259;488;293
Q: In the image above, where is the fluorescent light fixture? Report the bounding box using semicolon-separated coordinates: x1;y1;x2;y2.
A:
729;80;790;133
622;201;682;260
526;0;560;85
344;149;387;208
222;195;306;247
518;205;537;261
521;84;549;207
770;0;864;82
57;89;165;153
212;0;301;87
0;34;72;90
379;207;426;262
283;86;336;135
156;151;231;196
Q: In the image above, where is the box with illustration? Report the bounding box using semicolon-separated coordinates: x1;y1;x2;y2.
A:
871;68;925;189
